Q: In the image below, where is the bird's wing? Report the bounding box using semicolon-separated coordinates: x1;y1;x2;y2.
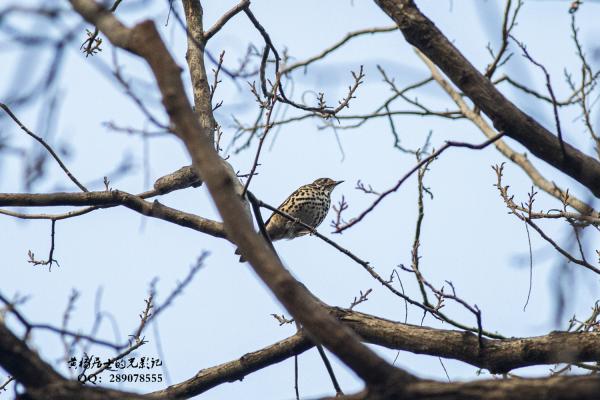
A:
264;184;311;227
264;187;301;227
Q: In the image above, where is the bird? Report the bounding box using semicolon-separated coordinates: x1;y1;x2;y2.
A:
236;177;343;262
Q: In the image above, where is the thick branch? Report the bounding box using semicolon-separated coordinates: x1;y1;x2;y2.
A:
181;0;217;144
334;375;600;400
156;308;600;398
0;191;226;238
374;0;600;198
340;309;600;374
0;323;147;400
6;303;600;399
415;49;597;217
0;165;202;221
0;323;62;390
149;332;312;399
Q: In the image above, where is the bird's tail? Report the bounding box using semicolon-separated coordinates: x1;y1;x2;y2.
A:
234;248;246;263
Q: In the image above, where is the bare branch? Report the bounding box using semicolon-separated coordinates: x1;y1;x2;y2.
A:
111;50;169;130
0;103;88;192
241;75;281;196
79;0;122;57
375;0;600;198
283;26;397;74
0;190;226;239
349;289;373;310
484;0;522;79
334;132;506;233
493;164;600;275
27;220;59;269
0;292;125;350
243;6;365;117
0;376;14;392
510;35;566;158
203;0;250;42
148;332;312;398
316;345;344;396
417;49;598;217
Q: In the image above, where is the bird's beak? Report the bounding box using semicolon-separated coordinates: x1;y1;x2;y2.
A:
334;180;344;186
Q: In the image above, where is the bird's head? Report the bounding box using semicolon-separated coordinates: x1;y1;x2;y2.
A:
312;177;344;192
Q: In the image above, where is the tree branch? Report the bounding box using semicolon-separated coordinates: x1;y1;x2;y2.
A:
202;0;249;42
374;0;600;198
0;103;88;192
148;332;313;399
0;190;226;239
149;307;600;396
330;375;600;400
181;0;217;145
0;323;148;399
416;48;597;217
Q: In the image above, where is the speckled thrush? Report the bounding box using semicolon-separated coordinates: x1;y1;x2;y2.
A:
236;178;343;262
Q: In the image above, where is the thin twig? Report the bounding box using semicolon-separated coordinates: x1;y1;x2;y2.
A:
111;49;169;130
316;345;344;396
494;74;595;107
484;0;523;79
409;155;433;308
510;35;566;158
210;50;225;111
334;132;506;233
80;0;122;56
330;196;349;231
494;164;600;275
282;26;397;74
403;159;485;348
149;253;208;322
0;292;124;350
87;294;154;383
294;355;300;400
522;221;533;311
85;339;147;382
60;289;80;361
349;289;372;310
241;77;281;197
0;376;15;392
569;13;599;156
243;6;365;117
203;0;250;41
0;103;88;192
27;220;59;269
418;49;597;217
